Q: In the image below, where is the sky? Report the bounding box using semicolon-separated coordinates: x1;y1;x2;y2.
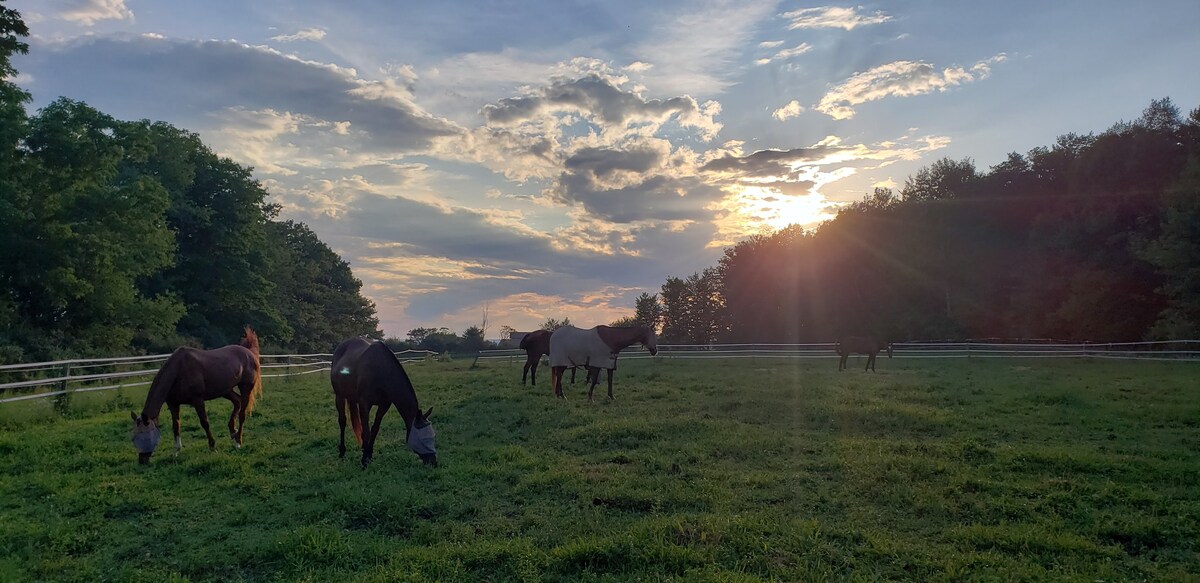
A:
8;0;1200;338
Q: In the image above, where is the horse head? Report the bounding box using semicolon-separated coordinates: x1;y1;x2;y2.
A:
406;407;437;467
130;411;161;464
642;327;658;356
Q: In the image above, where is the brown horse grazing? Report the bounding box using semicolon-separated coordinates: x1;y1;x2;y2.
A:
837;336;893;372
549;325;658;401
130;327;262;464
520;329;581;386
331;338;437;468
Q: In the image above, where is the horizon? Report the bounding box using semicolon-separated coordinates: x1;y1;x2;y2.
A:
10;0;1200;337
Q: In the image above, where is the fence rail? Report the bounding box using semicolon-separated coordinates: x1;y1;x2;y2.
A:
0;349;439;406
472;340;1200;366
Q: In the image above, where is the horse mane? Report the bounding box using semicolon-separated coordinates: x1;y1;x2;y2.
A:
239;326;264;416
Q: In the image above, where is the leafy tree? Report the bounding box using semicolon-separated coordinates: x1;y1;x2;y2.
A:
263;220;380;352
462;325;487;353
540;317;572;331
1142;157;1200;337
633;292;663;331
3;99;182;358
610;316;639;327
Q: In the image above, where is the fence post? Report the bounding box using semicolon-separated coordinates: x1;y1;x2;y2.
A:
285;355;292;378
471;351;481;369
53;362;71;415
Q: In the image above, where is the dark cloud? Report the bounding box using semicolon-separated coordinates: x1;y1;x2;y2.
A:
23;35;461;153
481;74;713;133
700;147;830;177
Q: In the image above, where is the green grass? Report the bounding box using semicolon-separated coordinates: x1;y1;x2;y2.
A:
1;357;1197;582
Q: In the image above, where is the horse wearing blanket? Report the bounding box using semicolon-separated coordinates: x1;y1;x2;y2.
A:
549;325;657;401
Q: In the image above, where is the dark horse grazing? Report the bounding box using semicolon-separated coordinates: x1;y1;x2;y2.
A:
130;327;262;464
549;325;658;401
519;329;583;386
837;336;893;372
331;338;437;468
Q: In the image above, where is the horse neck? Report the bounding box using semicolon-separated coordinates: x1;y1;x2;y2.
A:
141;352;182;420
383;364;422;426
601;327;645;351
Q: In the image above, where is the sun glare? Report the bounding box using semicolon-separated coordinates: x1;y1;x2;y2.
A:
739;186;838;231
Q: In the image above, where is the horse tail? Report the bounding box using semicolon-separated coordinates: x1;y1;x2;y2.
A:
241;326;264;416
349;402;364;445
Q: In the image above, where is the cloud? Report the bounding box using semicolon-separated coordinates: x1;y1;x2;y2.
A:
481;74;722;140
57;0;133;25
25;35;464;156
624;61;653;73
270;28;327;43
754;42;813;65
816;54;1008;119
758;40;784;48
780;6;891;30
772;100;805;121
633;0;779;95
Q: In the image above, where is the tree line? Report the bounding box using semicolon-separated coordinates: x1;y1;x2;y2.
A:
636;98;1200;344
0;5;379;362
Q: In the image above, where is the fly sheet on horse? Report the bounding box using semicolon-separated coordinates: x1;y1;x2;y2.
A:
130;327;262;464
548;325;657;401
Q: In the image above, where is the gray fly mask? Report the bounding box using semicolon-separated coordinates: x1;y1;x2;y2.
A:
407;421;437;466
131;413;162;464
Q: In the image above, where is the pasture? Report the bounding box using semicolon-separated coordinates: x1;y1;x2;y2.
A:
0;357;1197;582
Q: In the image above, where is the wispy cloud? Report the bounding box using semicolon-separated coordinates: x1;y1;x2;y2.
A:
633;0;779;95
270;28;327;43
780;6;891;30
816;54;1008;119
58;0;133;25
755;42;812;65
772;100;805;121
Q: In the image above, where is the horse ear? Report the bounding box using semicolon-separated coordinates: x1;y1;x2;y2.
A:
424;407;433;420
130;411;138;422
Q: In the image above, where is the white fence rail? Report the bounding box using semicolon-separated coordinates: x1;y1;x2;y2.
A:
472;340;1200;366
0;349;438;406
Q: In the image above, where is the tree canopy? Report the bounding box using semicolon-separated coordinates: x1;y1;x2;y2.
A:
648;97;1200;344
0;6;380;361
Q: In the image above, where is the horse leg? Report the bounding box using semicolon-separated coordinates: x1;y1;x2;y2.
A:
193;400;217;450
226;393;243;448
336;395;348;459
607;368;615;401
169;402;182;456
570;366;577;385
522;355;533;385
362;402;389;469
586;368;599;402
551;366;565;398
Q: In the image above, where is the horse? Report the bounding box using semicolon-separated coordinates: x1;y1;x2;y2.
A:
549;325;657;401
519;329;583;386
331;337;436;468
837;336;893;372
130;327;262;464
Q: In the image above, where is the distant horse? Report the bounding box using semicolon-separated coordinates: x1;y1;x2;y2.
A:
130;327;262;464
519;329;582;386
331;338;436;468
837;336;893;372
550;325;658;401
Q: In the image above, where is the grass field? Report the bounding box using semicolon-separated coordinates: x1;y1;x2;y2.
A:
0;357;1197;582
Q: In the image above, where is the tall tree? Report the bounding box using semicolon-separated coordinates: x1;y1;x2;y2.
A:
633;292;663;332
